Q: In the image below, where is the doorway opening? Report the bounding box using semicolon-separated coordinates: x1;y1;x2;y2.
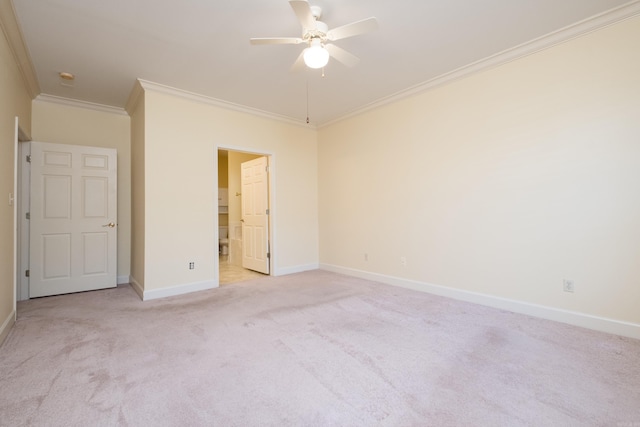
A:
217;148;272;285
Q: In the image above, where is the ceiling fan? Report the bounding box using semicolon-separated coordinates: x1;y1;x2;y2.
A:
250;0;378;71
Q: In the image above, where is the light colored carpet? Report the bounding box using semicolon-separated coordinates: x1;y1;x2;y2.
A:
1;270;639;426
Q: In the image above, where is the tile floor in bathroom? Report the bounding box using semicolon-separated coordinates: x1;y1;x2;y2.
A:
219;255;266;285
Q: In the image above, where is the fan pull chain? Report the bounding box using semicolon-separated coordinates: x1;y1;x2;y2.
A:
306;79;310;124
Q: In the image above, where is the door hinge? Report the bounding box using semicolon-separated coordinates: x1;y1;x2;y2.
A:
267;252;270;259
26;212;30;220
25;269;29;277
266;209;270;215
26;154;31;163
266;165;270;173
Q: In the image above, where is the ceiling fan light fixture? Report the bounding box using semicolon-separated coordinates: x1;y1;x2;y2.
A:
303;39;329;69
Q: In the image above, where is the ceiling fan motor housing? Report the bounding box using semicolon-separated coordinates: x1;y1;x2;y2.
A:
310;5;322;19
303;5;328;40
305;20;329;40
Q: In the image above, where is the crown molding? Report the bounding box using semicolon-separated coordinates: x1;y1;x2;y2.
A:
35;94;128;116
135;79;314;129
319;0;640;128
5;0;638;128
0;0;40;98
125;79;144;115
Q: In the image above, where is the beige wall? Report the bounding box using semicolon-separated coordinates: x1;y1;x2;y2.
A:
3;2;635;339
133;88;318;293
0;14;32;343
318;16;640;326
31;100;131;281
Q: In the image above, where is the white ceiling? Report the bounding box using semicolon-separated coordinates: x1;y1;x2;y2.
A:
10;0;636;125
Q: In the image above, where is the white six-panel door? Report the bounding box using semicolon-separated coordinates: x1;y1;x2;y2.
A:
241;156;270;274
29;142;117;298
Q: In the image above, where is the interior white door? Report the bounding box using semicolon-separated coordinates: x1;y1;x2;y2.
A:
241;156;270;274
29;142;117;298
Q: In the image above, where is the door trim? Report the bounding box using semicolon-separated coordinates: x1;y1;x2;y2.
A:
12;117;18;313
15;119;31;303
17;141;30;300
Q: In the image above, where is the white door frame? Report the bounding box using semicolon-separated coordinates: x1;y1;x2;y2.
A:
215;145;275;283
15;119;30;303
13;118;18;312
17;141;30;300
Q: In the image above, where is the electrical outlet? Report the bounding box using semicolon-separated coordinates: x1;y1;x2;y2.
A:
400;256;407;266
189;262;195;270
563;279;574;293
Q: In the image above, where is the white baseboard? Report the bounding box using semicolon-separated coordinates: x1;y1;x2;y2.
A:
0;310;16;348
140;279;218;301
274;263;319;276
127;263;318;301
320;263;640;340
117;275;129;285
129;276;144;300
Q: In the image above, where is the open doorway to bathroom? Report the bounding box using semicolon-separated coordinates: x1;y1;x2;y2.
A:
217;149;271;285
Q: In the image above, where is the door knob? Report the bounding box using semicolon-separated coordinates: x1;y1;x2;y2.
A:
102;222;116;228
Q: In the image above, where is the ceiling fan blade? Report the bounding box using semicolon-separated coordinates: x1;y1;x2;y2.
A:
289;0;316;30
326;17;378;41
325;44;360;67
290;50;307;72
250;37;304;45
